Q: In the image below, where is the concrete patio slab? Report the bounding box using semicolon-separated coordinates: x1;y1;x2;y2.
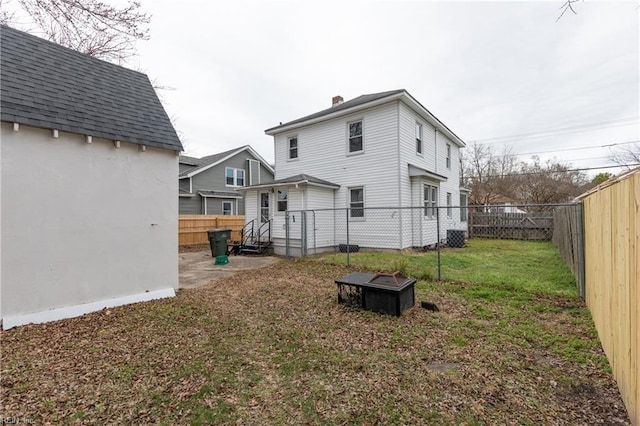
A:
179;251;280;289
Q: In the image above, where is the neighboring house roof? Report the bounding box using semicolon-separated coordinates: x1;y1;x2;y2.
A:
179;145;275;178
240;173;340;190
179;188;195;197
0;25;182;152
197;190;243;199
265;89;465;147
179;155;200;167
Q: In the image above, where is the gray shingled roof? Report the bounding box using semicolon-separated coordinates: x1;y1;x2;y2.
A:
178;146;246;177
265;89;405;133
0;25;182;151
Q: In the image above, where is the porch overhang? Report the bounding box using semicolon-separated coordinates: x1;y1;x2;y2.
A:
197;190;243;199
408;164;448;182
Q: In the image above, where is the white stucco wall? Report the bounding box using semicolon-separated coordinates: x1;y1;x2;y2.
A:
1;123;179;328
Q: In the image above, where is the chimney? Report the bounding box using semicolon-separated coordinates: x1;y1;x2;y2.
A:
332;95;344;106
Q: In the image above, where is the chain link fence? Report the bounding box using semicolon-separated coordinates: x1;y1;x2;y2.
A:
283;203;583;285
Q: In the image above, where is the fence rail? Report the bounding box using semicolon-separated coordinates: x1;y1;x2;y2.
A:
178;214;244;246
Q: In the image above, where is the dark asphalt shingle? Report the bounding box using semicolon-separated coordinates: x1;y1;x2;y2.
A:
265;89;405;133
0;25;182;151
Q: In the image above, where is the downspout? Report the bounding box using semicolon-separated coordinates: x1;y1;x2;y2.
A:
396;101;403;249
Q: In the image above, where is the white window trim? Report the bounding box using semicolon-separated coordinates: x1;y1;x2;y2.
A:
446;143;451;170
346;119;364;156
446;192;452;218
416;122;423;156
276;189;288;214
424;184;438;219
222;201;233;215
225;167;246;187
248;159;261;185
348;186;365;221
287;136;299;161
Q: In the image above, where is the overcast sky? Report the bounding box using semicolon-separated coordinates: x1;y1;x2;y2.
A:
130;1;639;177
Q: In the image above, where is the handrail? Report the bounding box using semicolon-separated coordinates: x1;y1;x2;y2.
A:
257;219;271;244
242;219;255;245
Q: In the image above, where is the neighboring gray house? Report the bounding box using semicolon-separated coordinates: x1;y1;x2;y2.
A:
1;25;182;329
179;145;274;215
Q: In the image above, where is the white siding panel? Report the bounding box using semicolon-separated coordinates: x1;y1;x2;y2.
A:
274;102;401;210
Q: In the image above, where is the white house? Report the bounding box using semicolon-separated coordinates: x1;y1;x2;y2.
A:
242;90;467;255
0;25;183;329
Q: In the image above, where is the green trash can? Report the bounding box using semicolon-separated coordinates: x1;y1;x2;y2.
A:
207;229;231;257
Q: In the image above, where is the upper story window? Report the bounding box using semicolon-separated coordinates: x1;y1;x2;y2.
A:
348;120;363;153
446;144;451;169
349;187;364;219
416;123;423;154
225;167;245;187
424;184;437;218
288;137;298;159
277;189;288;212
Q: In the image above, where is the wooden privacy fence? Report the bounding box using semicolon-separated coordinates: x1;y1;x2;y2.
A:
178;215;245;246
580;168;639;424
468;212;553;240
552;204;585;299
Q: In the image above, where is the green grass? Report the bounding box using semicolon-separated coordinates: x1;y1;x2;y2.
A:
320;238;578;297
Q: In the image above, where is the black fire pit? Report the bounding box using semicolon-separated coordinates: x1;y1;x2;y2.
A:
334;271;416;316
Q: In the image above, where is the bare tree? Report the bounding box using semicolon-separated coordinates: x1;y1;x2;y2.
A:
609;143;640;170
516;156;588;204
1;0;150;62
557;0;583;21
461;143;519;206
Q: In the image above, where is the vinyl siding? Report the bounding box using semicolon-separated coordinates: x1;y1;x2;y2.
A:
274;102;400;210
179;196;199;214
182;151;273;215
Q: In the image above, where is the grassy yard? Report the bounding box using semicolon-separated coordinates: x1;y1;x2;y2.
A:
1;239;630;424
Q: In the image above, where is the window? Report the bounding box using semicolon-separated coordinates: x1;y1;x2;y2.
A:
416;123;423;154
277;189;288;212
225;167;245;187
260;192;270;222
424;184;438;218
446;144;451;169
460;193;468;222
349;187;364;218
222;201;233;215
446;192;452;218
288;137;298;159
348;120;363;153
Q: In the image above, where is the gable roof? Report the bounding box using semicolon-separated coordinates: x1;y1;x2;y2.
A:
265;89;465;147
179;145;275;178
0;25;182;152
